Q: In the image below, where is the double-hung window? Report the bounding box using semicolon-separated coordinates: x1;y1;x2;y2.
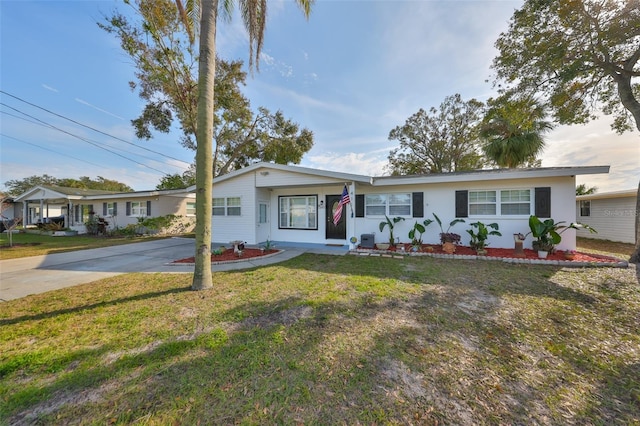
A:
130;201;147;216
212;197;241;216
579;200;591;217
468;189;531;216
279;195;317;229
365;193;411;217
469;191;497;215
500;190;531;215
186;202;196;216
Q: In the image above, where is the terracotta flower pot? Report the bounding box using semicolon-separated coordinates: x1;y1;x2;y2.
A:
442;242;456;254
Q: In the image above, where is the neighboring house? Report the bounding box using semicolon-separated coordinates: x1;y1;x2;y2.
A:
13;185;196;233
576;189;636;244
202;162;610;251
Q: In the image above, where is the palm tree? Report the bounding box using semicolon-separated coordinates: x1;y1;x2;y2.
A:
480;95;553;168
183;0;313;290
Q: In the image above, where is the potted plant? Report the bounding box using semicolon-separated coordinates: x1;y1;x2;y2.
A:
432;213;465;254
466;221;502;255
527;215;596;258
379;215;405;249
408;218;434;251
564;249;577;260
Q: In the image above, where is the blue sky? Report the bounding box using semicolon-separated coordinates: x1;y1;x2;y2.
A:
1;0;637;194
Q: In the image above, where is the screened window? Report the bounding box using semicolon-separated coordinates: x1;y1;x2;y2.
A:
279;196;317;229
106;203;116;216
500;189;531;215
365;193;411;217
186;202;196;216
579;200;591;217
212;197;241;216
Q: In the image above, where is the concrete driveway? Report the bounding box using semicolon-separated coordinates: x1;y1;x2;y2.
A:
0;238;343;302
0;238;198;302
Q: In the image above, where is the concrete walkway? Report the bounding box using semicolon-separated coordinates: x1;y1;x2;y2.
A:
0;238;346;302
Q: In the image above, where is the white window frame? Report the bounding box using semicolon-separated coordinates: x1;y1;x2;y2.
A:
212;197;241;216
186;201;196;216
579;200;591;217
130;201;147;217
106;202;116;216
468;189;532;217
364;193;412;217
279;195;317;230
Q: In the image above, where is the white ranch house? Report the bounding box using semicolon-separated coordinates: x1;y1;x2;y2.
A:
576;189;636;244
204;162;610;251
13;185;196;233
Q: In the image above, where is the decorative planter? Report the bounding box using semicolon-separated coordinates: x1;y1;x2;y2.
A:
442;242;456;254
564;253;576;260
538;250;548;259
476;248;487;256
376;243;390;250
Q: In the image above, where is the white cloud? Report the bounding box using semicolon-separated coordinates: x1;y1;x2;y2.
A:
304;151;388;177
42;84;58;92
543;117;640;193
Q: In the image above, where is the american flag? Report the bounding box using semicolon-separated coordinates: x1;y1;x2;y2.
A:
333;185;351;225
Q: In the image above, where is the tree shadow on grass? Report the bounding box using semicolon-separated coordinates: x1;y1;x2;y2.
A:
0;286;191;326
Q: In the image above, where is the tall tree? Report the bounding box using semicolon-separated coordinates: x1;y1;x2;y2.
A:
189;0;313;289
99;2;313;178
3;175;133;196
491;0;640;262
387;94;487;175
480;94;553;168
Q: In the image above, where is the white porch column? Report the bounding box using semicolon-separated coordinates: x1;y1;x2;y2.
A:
348;182;356;249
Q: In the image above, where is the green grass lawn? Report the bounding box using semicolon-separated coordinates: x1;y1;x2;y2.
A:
1;240;638;425
0;232;177;260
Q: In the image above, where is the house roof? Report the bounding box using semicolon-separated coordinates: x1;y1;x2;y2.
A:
187;162;372;190
14;185;193;202
194;162;610;189
576;188;637;201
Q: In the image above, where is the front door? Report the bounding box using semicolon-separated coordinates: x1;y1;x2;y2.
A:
325;194;347;240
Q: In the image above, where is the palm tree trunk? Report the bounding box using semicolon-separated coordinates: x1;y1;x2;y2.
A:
192;0;217;290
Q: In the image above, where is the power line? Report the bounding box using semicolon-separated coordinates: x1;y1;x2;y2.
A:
0;109;186;169
0;90;191;165
1;103;171;176
0;133;108;170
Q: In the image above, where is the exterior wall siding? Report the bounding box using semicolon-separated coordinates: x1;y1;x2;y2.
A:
576;196;635;244
211;173;258;245
353;176;577;250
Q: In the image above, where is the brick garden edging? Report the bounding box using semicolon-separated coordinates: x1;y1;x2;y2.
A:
349;249;629;268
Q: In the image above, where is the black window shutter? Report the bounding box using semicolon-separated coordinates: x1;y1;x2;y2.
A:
535;187;551;218
103;203;107;216
412;192;424;218
126;202;131;216
355;194;365;218
146;201;151;216
113;202;117;216
455;190;468;218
